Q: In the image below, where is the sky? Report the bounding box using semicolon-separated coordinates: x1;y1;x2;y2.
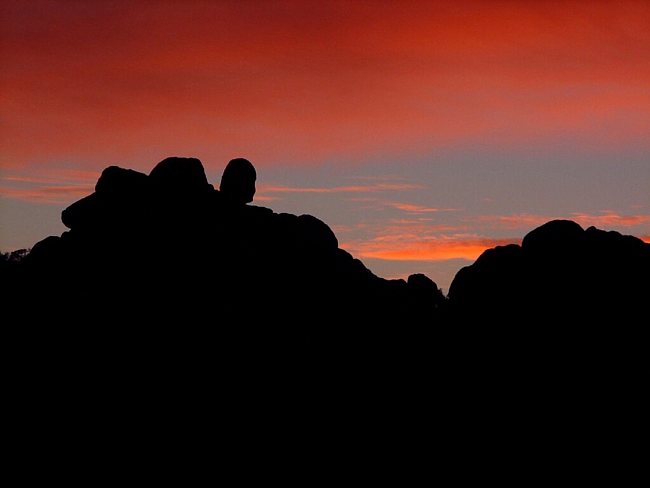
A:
1;0;649;292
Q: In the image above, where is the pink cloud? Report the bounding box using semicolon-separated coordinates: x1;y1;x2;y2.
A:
348;175;411;182
255;181;423;203
390;203;441;214
0;185;92;204
389;202;459;214
571;212;650;228
0;168;98;204
258;182;424;194
252;195;280;203
479;212;650;230
0;169;99;185
344;197;379;203
481;213;555;229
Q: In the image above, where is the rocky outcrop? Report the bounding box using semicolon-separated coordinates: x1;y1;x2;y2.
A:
4;158;648;441
18;157;445;345
448;219;650;322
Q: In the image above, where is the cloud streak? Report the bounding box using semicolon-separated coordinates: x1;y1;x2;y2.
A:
389;202;458;214
571;212;650;228
0;185;92;204
343;236;515;262
479;212;650;230
259;183;424;194
0;168;98;204
255;181;425;201
337;217;508;262
338;210;650;264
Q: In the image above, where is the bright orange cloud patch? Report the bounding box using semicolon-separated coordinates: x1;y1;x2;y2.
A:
343;236;515;262
339;209;650;264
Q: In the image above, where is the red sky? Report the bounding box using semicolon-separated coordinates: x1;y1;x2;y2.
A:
1;0;649;290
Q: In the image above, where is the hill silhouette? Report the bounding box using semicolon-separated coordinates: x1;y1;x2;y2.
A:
31;157;444;326
3;156;647;457
449;218;649;323
446;218;648;405
4;157;648;341
5;157;446;370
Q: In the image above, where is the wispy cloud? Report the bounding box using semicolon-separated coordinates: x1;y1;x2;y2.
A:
338;208;650;264
0;169;99;185
259;182;424;194
337;206;650;264
347;174;412;182
479;212;650;230
2;175;57;184
255;181;425;204
389;202;458;214
0;169;98;204
571;212;650;228
389;218;431;225
0;185;92;204
252;195;279;202
344;196;379;203
479;213;554;229
337;217;509;262
343;235;515;262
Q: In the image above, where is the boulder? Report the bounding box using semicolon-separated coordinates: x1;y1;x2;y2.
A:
149;157;211;194
95;166;148;195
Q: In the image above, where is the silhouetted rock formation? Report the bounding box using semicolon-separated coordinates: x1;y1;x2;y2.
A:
448;219;649;322
4;157;647;447
443;222;648;438
8;157;648;343
220;157;256;205
446;218;649;407
149;156;211;192
11;157;445;366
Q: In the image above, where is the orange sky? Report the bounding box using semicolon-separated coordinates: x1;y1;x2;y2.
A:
2;1;649;166
1;0;649;290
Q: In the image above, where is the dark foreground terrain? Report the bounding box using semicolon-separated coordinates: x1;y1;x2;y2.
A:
2;157;647;456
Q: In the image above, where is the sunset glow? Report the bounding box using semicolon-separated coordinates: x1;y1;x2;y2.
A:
1;0;648;291
343;237;516;262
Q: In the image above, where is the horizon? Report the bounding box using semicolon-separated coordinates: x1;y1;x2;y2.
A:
1;0;649;292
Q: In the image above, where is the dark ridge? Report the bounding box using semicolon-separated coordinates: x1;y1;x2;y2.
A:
446;219;648;411
448;218;649;322
7;157;445;359
3;157;647;444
